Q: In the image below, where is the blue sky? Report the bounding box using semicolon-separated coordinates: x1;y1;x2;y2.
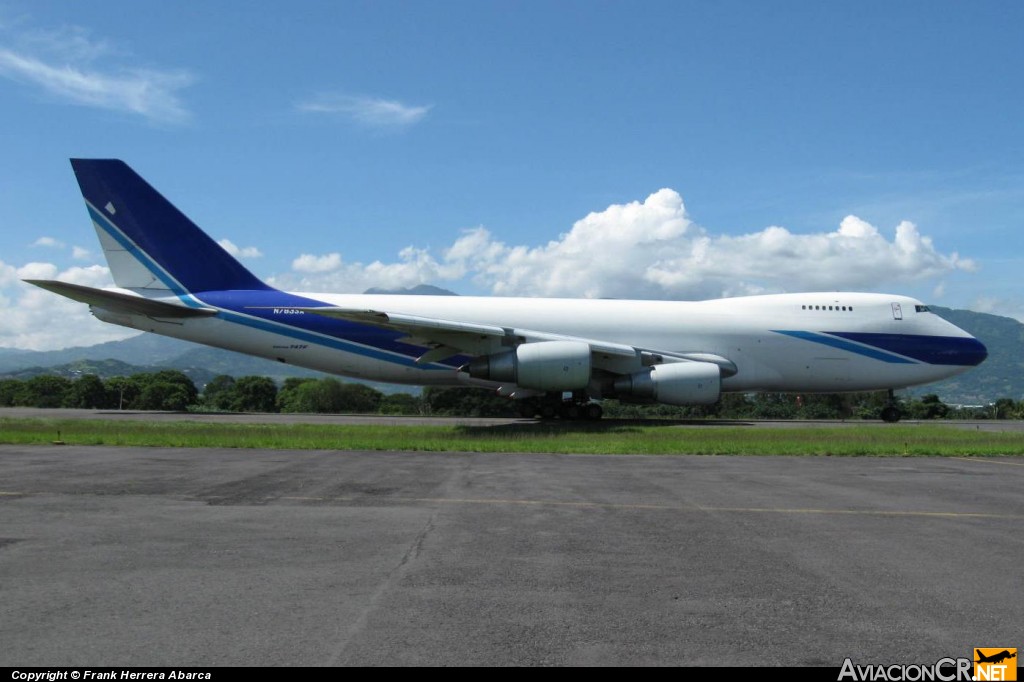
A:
1;1;1022;349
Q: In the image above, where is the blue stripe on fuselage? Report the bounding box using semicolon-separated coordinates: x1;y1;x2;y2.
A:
197;289;463;370
825;331;987;367
772;330;917;364
772;330;986;366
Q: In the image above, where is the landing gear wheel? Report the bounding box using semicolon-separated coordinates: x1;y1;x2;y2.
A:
539;403;559;420
584;403;603;421
880;406;902;423
881;389;902;423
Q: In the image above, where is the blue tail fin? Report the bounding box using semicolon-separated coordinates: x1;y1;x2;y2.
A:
71;159;271;294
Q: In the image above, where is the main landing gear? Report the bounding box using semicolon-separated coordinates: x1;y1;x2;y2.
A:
518;391;603;421
880;389;903;423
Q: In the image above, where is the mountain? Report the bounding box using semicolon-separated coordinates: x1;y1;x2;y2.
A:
0;334;193;373
0;341;414;393
362;284;458;296
0;357;220;387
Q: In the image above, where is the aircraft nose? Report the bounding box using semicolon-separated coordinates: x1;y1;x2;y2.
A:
945;336;987;367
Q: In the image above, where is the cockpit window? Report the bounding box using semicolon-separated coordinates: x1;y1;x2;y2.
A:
915;305;930;313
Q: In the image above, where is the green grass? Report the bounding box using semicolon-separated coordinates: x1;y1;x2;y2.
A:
1;417;1022;456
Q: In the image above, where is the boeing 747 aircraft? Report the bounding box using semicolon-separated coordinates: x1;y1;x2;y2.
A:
27;160;988;421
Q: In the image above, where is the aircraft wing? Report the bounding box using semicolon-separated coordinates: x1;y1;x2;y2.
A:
286;305;737;375
24;280;218;318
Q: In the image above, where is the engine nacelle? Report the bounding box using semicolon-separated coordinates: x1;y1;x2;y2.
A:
613;361;721;406
466;341;591;391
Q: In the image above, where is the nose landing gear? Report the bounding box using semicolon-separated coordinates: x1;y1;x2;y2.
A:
880;389;903;423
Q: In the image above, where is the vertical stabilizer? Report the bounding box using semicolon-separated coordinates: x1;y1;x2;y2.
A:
70;159;271;294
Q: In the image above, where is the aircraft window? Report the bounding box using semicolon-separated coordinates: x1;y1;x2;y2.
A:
829;306;833;310
841;306;846;311
915;305;930;313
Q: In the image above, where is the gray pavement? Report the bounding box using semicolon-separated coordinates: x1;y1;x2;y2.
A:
1;445;1021;666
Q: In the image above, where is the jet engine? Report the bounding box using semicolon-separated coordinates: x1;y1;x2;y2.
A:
613;361;720;406
466;341;591;391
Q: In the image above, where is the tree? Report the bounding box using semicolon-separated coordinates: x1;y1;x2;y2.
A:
136;382;192;411
795;394;849;420
749;393;799;420
0;379;22;407
422;387;517;417
277;378;384;414
64;374;112;409
231;376;278;413
277;378;319;413
201;375;238;411
907;394;949;420
105;376;140;410
16;375;72;408
379;393;421;415
992;398;1017;420
333;383;383;413
849;391;894;421
128;371;198;411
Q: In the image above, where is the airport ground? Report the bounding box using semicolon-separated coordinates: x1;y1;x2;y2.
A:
1;423;1021;666
3;405;1024;431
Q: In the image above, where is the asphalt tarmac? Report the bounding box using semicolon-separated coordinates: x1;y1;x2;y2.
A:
1;443;1021;666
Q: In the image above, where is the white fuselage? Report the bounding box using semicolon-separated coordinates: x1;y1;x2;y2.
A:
94;290;981;395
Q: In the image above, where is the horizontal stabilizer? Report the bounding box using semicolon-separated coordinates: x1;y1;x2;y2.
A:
25;280;218;318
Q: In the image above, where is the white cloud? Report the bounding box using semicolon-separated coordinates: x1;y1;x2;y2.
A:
272;244;466;293
273;188;975;302
218;238;263;259
29;237;93;262
17;25;112;62
0;25;194;125
291;253;343;273
30;236;64;248
971;296;1024;323
16;261;58;280
297;93;431;128
0;260;18;287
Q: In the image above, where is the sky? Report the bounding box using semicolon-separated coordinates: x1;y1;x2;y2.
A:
1;1;1022;350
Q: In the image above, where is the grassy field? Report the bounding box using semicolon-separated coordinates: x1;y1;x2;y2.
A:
1;417;1022;456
